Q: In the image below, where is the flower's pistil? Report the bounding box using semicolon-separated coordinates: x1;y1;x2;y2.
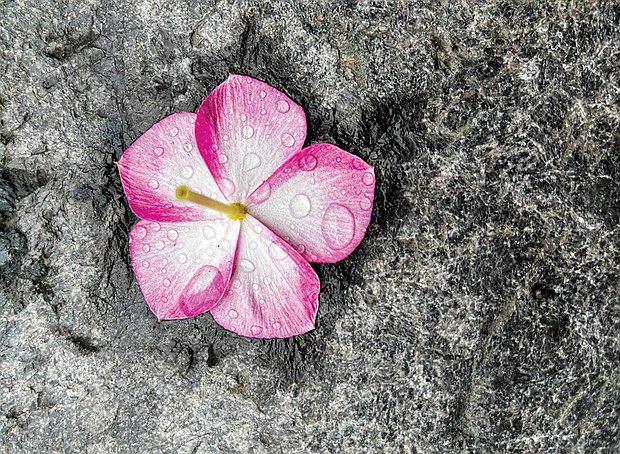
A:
176;186;247;221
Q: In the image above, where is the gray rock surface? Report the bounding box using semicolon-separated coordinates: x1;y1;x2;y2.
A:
1;0;619;452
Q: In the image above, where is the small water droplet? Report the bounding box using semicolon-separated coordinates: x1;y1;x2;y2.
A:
148;179;159;189
180;166;194;179
151;222;161;231
133;225;147;239
299;154;318;171
153;147;164;156
297;244;306;254
362;172;375;186
219;154;228;164
203;225;216;240
281;133;295;147
321;204;356;250
194;257;202;264
250;183;271;204
167;229;178;241
276;100;290;113
249;241;258;250
352;157;366;170
243;152;261;170
240;113;247;122
242;125;254;139
155;240;165;250
142;244;150;252
253;223;263;234
289;193;311;218
238;259;255;273
183;143;192;152
143;261;149;268
261;108;267;115
170;127;179;137
268;243;288;261
163;279;171;287
220;178;236;198
273;322;281;330
162;259;168;265
260;90;266;99
262;276;272;285
360;197;372;210
251;326;263;335
232;280;241;289
206;247;214;256
228;309;239;319
177;254;187;264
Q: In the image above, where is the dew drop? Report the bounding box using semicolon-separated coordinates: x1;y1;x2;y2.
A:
153;147;164;156
250;183;271;204
155;240;165;250
360;197;372;210
299;154;318;171
262;276;272;285
289;193;311;219
251;326;263;335
203;225;216;240
253;223;263;234
148;179;159;189
242;125;254;139
142;244;150;252
167;229;178;241
297;244;306;255
206;247;214;256
276;100;290;113
220;178;236;198
261;108;267;115
133;225;147;239
240;113;247;122
194;257;202;264
281;133;295;147
163;279;171;287
177;254;187;264
260;90;266;99
249;241;258;250
183;143;192;152
273;322;281;330
268;243;288;261
229;309;239;319
362;172;375;186
321;203;356;250
238;259;255;273
243;152;261;171
151;222;161;231
352;157;366;170
180;166;194;179
143;261;149;268
170;127;179;137
232;280;241;289
219;154;228;164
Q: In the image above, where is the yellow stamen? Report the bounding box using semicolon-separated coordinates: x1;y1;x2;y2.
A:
176;186;247;221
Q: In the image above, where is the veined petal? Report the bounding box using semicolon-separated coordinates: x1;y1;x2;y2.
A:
246;144;375;263
118;112;225;222
129;218;240;320
210;215;319;339
195;75;307;202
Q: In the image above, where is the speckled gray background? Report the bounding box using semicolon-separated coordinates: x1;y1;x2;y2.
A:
1;0;619;452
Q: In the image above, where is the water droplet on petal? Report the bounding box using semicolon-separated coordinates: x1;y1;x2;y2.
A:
268;243;288;261
183;143;192;152
253;223;263;234
362;172;375;186
321;203;356;250
262;276;272;285
232;280;241;289
250;182;271;204
180;166;194;179
281;133;295;147
143;261;149;268
261;108;267;115
155;240;165;250
242;125;254;138
243;153;261;171
220;178;236;198
251;326;263;336
206;248;214;256
260;90;266;99
299;154;318;171
153;147;164;156
170;127;179;137
177;254;187;264
133;225;147;239
163;279;171;287
148;179;159;189
142;244;150;252
151;222;161;231
249;242;258;250
360;197;372;210
289;193;311;219
238;259;255;273
229;309;239;319
276;100;290;113
167;229;178;240
219;154;228;164
240;113;247;122
351;158;366;170
273;322;281;330
203;225;216;240
297;244;306;255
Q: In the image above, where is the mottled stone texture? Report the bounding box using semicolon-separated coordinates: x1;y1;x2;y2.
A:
1;0;618;452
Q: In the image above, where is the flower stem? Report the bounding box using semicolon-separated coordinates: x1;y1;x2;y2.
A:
175;186;247;221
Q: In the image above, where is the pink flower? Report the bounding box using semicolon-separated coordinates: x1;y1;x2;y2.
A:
117;75;375;338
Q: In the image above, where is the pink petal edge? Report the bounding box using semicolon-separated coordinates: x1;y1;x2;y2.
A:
129;218;240;320
246;143;375;264
118;112;225;223
195;74;307;202
210;215;320;339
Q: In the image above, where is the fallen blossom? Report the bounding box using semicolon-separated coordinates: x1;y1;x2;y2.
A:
117;75;375;338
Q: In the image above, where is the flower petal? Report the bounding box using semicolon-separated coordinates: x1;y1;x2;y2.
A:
246;144;375;263
210;215;319;338
195;75;307;202
118;112;225;222
129;218;240;320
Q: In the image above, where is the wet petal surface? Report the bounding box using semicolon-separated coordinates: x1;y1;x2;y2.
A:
195;75;307;202
246;144;375;263
118;112;225;222
129;218;240;320
210;215;319;338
